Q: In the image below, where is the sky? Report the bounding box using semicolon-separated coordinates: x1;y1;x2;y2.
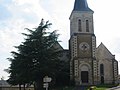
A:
0;0;120;80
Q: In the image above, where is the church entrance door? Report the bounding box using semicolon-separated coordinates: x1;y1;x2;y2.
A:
81;71;88;83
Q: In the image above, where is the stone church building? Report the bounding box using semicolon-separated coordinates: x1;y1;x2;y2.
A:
55;0;118;85
69;0;118;85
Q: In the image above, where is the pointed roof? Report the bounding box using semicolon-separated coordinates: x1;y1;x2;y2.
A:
52;42;64;52
73;0;93;12
96;42;115;60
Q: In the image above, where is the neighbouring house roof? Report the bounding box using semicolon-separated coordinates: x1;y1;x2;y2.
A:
0;80;10;87
0;80;34;87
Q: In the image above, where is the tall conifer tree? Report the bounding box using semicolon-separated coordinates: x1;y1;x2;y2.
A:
8;19;62;90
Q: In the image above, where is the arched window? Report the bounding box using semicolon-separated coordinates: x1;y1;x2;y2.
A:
100;64;104;75
78;19;82;32
86;20;89;32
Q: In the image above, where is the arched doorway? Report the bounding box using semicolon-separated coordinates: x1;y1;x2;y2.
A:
81;71;88;83
80;65;89;83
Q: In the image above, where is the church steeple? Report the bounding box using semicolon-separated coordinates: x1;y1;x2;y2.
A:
73;0;93;12
70;0;94;36
69;0;96;85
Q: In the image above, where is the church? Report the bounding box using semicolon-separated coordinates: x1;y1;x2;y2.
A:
69;0;119;85
55;0;118;85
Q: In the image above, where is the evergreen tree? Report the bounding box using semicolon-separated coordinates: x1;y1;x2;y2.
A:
8;19;62;90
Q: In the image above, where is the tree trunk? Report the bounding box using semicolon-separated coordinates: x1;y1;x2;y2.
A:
23;84;25;90
19;84;21;90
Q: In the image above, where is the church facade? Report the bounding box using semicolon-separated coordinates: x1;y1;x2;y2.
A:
69;0;118;85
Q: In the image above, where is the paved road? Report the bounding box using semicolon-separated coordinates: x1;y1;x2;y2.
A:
107;86;120;90
114;88;120;90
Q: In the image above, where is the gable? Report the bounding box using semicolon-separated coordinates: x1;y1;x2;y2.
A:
52;42;64;52
95;43;115;60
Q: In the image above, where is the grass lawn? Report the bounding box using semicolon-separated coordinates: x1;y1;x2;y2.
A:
87;84;118;90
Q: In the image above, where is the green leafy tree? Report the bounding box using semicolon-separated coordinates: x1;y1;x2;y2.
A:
8;19;62;90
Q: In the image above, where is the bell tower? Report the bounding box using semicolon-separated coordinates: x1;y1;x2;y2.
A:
69;0;98;85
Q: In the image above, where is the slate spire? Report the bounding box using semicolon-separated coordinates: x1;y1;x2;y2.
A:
73;0;93;12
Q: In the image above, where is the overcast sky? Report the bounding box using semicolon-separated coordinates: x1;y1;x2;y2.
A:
0;0;120;79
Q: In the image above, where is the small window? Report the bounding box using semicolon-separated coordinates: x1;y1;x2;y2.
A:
86;20;89;32
78;19;82;32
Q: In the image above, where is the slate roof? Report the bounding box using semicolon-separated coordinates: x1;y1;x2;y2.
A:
73;0;93;12
0;80;10;87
